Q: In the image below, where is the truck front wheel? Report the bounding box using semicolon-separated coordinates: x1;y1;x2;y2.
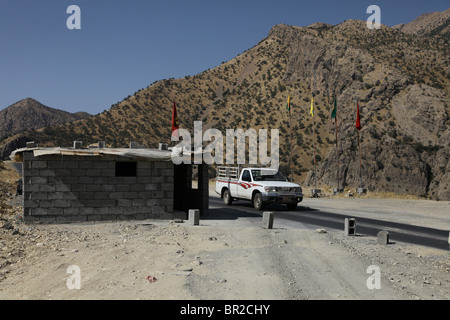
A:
223;189;233;205
253;193;264;211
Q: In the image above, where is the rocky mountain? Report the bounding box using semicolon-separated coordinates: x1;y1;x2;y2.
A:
394;8;450;37
0;98;90;141
2;10;449;200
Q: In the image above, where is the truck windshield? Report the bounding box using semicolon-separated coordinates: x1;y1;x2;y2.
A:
251;169;287;182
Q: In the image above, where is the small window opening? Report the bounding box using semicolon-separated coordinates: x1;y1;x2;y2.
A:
115;162;137;177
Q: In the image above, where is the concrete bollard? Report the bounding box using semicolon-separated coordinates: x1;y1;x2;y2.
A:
357;188;367;194
26;141;37;149
311;189;321;198
73;141;83;149
344;218;356;236
262;212;274;229
159;143;168;151
377;230;390;245
189;209;200;226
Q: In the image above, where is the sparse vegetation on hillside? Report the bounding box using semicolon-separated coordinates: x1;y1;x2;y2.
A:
1;11;449;200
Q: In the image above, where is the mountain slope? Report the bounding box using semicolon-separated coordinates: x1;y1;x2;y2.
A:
394;8;450;37
3;11;449;200
0;98;90;140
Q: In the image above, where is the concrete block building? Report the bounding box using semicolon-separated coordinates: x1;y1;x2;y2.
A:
10;142;209;223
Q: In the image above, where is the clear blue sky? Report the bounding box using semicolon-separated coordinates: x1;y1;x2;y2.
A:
0;0;448;114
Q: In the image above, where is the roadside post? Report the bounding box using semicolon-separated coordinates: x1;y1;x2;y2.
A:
189;209;200;226
377;230;389;245
263;212;274;229
344;218;356;236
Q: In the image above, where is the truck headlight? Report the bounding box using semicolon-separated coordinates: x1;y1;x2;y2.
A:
294;187;302;193
264;186;278;193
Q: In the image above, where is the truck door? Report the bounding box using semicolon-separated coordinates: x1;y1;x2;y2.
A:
238;169;253;200
229;176;239;197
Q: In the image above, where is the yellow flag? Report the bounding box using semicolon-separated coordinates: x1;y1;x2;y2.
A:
285;95;290;111
310;96;314;117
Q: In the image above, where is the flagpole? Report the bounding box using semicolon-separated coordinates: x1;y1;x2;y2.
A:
357;129;362;189
335;110;340;191
289;99;294;182
356;100;363;190
312;97;317;192
286;94;293;182
330;94;340;194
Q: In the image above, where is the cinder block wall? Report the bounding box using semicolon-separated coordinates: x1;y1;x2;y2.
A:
22;151;177;222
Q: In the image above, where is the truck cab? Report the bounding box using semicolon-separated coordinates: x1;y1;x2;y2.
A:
216;167;303;211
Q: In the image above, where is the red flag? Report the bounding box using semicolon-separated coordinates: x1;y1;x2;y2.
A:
355;101;361;131
171;100;179;139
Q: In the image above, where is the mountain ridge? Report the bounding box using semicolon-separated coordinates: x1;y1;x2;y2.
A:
0;98;90;140
2;10;449;200
393;8;450;37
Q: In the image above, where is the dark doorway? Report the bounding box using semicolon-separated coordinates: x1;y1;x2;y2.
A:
173;164;209;218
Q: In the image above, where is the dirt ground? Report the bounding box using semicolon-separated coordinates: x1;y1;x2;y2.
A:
0;162;449;300
0;213;449;300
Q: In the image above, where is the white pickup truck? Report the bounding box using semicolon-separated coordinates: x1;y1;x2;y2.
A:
215;166;303;211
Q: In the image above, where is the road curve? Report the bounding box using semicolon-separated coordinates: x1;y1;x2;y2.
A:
206;197;450;251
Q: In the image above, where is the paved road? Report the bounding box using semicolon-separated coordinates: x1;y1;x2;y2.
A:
205;196;450;251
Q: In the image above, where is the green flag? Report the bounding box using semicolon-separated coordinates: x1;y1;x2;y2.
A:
331;97;337;119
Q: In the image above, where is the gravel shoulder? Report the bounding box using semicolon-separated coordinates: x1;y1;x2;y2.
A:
0;210;448;300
